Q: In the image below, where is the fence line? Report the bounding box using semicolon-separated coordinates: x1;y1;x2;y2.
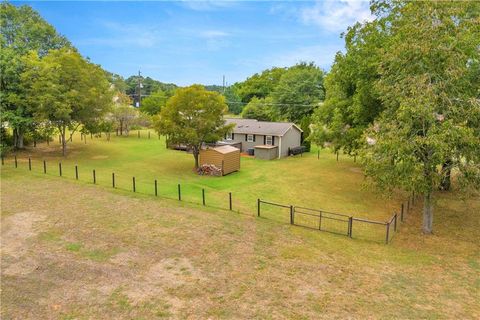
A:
3;155;418;244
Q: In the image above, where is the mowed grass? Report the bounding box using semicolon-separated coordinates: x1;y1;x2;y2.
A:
1;168;479;319
5;130;404;224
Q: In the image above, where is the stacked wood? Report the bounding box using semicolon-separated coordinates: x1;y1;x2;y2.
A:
197;164;222;176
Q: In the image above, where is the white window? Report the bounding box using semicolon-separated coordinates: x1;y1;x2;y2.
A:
247;134;254;142
266;135;273;145
226;132;233;140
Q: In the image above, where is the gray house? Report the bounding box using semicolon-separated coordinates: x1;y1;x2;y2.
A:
219;118;303;160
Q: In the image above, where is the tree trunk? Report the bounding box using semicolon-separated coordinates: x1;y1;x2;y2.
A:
60;126;67;156
439;159;452;191
422;191;433;234
13;128;25;149
193;148;199;169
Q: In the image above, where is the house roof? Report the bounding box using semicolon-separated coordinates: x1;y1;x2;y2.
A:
224;118;303;136
207;145;239;154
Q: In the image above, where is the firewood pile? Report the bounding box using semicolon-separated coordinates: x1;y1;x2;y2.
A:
197;164;222;176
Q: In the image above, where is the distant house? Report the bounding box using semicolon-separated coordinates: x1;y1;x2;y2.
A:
218;118;303;160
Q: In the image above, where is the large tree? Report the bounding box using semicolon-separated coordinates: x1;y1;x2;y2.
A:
235;67;287;103
140;90;167;116
22;49;113;155
355;1;480;234
0;2;71;149
155;85;233;169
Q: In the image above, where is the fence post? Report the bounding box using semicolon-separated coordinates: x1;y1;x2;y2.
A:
290;205;294;225
28;157;31;171
385;223;390;244
257;199;260;217
14;155;17;168
394;214;397;232
112;173;115;188
132;177;136;192
348;217;353;238
317;150;320;160
75;165;78;180
202;188;205;206
336;151;339;162
412;191;415;205
1;155;4;165
178;184;181;201
401;203;404;222
229;192;232;210
59;163;62;176
155;179;158;196
43;160;46;174
93;169;96;184
148;131;151;139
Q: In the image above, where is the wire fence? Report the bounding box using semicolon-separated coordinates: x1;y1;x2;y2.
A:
2;154;418;244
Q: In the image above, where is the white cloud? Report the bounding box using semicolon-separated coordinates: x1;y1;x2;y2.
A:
301;0;374;33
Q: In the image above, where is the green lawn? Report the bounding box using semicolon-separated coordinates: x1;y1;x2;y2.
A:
6;130;404;223
1;165;479;319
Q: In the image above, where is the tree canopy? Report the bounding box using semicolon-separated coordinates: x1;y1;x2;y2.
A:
155;85;233;168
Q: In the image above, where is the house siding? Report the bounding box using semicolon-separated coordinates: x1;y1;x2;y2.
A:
279;127;302;157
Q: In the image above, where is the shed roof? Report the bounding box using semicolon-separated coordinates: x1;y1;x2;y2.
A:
224;118;302;136
206;145;239;154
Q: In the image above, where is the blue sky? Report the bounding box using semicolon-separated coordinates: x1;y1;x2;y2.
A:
16;1;373;86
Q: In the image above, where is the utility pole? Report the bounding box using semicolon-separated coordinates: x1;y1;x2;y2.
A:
222;75;225;93
136;70;142;108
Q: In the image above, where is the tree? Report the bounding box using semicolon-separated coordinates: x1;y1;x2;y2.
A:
112;92;136;135
155;85;233;169
235;67;287;103
0;2;71;149
271;62;325;123
241;97;279;121
22;48;113;156
140;90;167;115
362;1;480;234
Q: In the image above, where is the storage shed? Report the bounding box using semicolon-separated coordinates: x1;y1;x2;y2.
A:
199;145;240;175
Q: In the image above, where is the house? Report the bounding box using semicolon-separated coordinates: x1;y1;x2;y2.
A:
219;118;303;159
199;145;240;175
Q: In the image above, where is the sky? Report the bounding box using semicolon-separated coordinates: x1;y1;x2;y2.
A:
16;0;373;86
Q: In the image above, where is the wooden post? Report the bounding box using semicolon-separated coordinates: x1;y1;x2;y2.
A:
202;188;205;206
112;173;115;188
257;199;260;217
317;150;319;160
412;191;415;205
59;163;62;176
336;151;339;162
178;184;181;201
93;169;96;184
28;157;31;171
229;192;232;210
348;217;353;238
385;223;390;244
401;203;404;222
14;155;17;168
43;160;46;174
132;177;136;192
394;214;397;232
290;205;294;225
75;165;78;180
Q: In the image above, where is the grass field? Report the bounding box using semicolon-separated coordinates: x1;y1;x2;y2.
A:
1;131;479;318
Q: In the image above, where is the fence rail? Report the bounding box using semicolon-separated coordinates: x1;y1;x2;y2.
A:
3;155;418;244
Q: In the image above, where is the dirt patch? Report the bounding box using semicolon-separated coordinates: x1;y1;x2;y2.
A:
1;211;46;258
91;155;109;160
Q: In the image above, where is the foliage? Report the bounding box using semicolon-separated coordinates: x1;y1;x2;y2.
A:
235;67;287;103
271;62;325;123
140;90;167;116
0;1;71;150
155;85;233;168
21;48;113;155
111;93;137;135
125;75;177;98
241;97;278;121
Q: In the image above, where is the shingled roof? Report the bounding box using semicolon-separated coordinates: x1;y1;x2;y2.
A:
224;118;302;136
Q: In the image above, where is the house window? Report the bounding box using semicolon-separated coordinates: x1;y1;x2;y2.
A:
226;132;233;140
266;135;273;145
247;134;254;142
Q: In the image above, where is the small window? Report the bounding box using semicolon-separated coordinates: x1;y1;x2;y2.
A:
247;134;254;142
226;132;233;140
265;135;273;145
